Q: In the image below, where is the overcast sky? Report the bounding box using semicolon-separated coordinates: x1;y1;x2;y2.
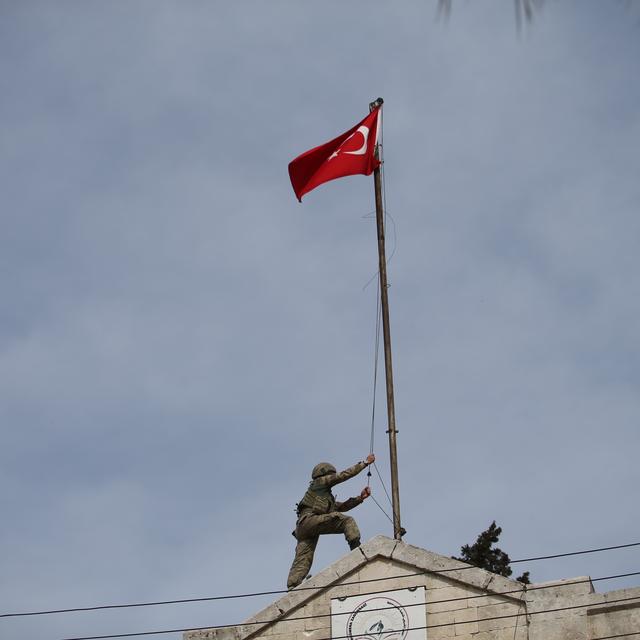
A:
1;2;639;639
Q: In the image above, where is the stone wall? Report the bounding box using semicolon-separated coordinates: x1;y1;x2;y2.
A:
185;537;640;640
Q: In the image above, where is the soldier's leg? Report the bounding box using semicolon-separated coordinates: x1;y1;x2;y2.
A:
311;512;361;546
287;536;318;589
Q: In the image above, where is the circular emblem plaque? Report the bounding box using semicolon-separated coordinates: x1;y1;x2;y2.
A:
345;596;410;640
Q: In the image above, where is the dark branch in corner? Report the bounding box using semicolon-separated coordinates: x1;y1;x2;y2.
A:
436;0;543;32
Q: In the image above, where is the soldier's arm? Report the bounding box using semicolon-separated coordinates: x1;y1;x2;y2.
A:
336;487;371;511
319;455;375;488
335;496;363;512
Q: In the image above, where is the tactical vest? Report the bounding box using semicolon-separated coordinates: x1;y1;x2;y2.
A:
296;480;335;516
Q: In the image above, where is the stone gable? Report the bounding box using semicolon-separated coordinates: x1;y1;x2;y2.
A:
185;536;640;640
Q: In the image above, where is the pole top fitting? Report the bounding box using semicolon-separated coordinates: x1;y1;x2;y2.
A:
369;97;384;112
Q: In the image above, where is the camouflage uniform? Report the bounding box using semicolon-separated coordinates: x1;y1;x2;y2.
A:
287;460;369;589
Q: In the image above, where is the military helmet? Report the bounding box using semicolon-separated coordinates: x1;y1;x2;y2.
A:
312;462;336;479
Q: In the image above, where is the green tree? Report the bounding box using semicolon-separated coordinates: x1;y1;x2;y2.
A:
455;521;531;584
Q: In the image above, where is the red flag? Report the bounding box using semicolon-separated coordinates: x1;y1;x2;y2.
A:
288;106;381;201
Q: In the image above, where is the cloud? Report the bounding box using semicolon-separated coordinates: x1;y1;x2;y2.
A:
1;3;639;639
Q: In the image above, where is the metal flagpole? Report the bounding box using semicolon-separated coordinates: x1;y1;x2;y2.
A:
369;97;404;540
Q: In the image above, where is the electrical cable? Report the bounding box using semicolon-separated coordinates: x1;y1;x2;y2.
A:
3;541;639;619
53;590;640;640
510;541;640;565
15;568;640;624
50;571;637;635
326;569;640;608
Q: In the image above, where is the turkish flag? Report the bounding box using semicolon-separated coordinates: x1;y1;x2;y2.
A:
288;106;381;201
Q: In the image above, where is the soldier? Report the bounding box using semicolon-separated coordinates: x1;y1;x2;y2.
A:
287;453;375;589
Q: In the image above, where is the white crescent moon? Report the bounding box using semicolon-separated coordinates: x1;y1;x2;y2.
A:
343;125;369;155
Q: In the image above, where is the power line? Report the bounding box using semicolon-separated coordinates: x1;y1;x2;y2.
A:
56;573;640;636
311;570;640;610
39;571;640;638
3;540;639;619
428;594;640;629
54;592;640;640
510;541;640;564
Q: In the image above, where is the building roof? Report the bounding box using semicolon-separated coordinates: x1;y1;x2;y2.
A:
185;535;550;640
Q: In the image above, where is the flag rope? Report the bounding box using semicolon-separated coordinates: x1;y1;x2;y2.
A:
368;290;382;464
365;109;395;524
